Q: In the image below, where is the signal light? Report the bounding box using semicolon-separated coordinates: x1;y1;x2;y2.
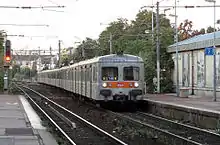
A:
5;40;11;63
5;56;10;61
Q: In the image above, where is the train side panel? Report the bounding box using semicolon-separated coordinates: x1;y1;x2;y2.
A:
37;54;145;102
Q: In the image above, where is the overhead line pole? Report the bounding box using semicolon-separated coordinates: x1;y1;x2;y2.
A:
213;0;216;101
174;0;180;97
58;40;61;68
151;0;154;42
156;2;160;93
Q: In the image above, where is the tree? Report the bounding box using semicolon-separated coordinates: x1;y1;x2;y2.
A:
70;37;100;63
60;48;69;66
199;28;206;34
99;18;129;54
178;19;220;41
178;19;209;41
206;26;216;33
97;9;174;93
78;38;100;59
67;9;175;93
11;64;21;79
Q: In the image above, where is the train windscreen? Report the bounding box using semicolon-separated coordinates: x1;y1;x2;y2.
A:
102;67;118;81
123;66;139;81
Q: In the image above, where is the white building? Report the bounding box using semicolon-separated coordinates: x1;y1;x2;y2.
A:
168;31;220;97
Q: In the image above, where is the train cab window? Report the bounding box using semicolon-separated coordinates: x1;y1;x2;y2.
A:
102;67;118;81
123;66;139;81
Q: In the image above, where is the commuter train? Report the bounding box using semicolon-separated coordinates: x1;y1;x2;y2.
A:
37;53;145;104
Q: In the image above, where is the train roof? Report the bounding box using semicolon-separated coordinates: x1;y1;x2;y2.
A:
38;54;143;74
77;53;143;65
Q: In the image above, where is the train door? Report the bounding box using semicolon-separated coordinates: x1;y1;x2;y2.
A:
77;67;80;95
71;68;73;92
89;65;92;98
92;64;97;100
85;66;87;97
59;70;61;87
80;66;83;96
75;67;77;94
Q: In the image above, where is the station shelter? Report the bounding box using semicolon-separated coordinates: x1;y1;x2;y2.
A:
167;31;220;97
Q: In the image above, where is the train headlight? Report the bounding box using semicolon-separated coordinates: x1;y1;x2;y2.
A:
134;82;139;88
102;83;107;88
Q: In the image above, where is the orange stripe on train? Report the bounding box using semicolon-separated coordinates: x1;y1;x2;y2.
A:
106;82;135;88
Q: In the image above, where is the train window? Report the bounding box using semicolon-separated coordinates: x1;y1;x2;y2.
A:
123;66;139;81
102;67;118;81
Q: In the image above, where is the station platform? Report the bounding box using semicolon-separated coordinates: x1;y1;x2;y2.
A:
0;94;58;145
144;94;220;129
145;93;220;112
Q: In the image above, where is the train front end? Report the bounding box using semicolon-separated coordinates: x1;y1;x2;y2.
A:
98;54;145;103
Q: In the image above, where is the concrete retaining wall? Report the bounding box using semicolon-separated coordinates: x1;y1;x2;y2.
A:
146;100;220;130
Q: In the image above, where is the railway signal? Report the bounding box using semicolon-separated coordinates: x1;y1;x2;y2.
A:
5;40;11;64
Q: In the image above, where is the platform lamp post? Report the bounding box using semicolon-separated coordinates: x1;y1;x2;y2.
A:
205;0;216;101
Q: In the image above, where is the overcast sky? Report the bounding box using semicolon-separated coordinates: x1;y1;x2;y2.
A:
0;0;219;52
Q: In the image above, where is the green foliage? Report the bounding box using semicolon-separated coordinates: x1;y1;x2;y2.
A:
11;64;20;78
0;32;4;91
64;9;176;93
10;65;37;81
61;37;100;65
0;71;4;91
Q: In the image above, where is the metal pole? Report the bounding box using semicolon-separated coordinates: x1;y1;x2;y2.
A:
38;47;41;71
58;40;61;67
109;33;112;54
175;0;180;97
50;46;52;69
213;1;216;101
152;0;154;41
156;1;160;93
4;68;8;91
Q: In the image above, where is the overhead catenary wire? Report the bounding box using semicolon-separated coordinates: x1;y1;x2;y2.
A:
0;5;65;9
0;24;49;27
142;5;220;8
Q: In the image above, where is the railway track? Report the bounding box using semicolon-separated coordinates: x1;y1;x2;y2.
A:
18;83;220;145
16;84;128;145
120;111;220;145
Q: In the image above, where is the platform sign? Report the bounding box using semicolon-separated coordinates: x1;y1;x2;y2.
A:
205;46;214;56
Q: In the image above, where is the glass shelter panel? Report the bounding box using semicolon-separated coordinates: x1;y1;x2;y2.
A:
197;51;205;87
182;53;190;87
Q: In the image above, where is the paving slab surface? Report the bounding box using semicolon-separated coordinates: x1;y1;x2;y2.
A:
0;94;58;145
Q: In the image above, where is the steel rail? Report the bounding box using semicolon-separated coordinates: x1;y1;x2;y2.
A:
15;84;76;145
113;112;203;145
138;111;220;136
20;84;128;145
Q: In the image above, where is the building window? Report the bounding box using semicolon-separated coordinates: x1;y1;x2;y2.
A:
197;51;205;87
